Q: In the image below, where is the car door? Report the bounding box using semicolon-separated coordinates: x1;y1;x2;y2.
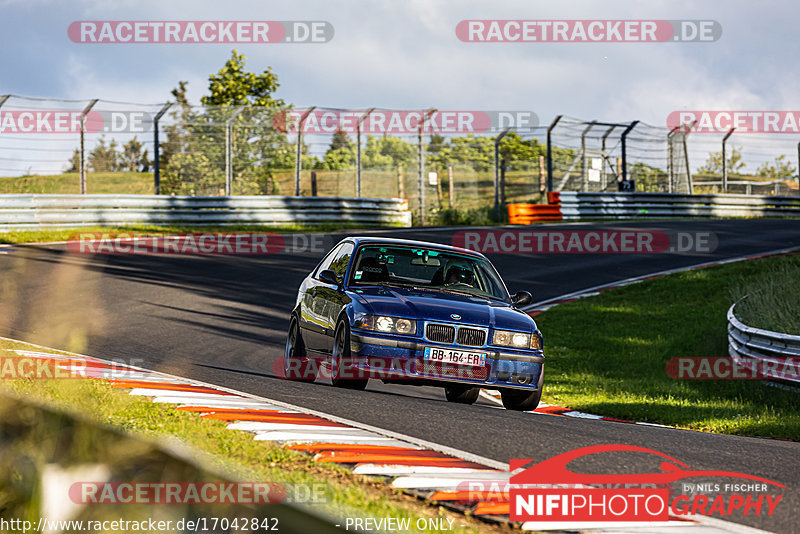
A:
315;242;355;353
300;243;342;353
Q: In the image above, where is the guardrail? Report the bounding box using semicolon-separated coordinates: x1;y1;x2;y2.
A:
508;192;800;223
727;303;800;385
0;194;412;230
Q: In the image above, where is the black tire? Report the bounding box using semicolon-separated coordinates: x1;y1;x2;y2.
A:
283;316;317;382
444;385;480;405
330;320;368;390
500;388;541;411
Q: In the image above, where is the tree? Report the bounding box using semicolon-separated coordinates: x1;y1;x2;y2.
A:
65;148;80;172
323;130;356;170
363;135;416;169
120;137;151;172
698;145;746;175
160;50;294;195
757;154;796;179
88;136;120;172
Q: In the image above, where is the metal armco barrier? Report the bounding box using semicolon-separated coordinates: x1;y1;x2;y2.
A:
0;195;412;230
508;192;800;223
727;303;800;385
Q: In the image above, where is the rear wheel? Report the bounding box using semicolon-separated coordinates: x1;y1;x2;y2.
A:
331;320;368;390
283;317;317;382
444;385;480;405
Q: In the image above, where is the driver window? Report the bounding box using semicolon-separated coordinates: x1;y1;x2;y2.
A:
329;243;354;277
315;244;342;278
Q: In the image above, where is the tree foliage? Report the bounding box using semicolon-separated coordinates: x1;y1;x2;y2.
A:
698;146;746;175
756;154;796;179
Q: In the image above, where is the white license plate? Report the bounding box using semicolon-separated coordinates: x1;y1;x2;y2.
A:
423;346;486;367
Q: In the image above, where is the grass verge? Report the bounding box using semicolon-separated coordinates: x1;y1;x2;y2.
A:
0;223;405;245
730;254;800;334
534;253;800;440
0;339;512;534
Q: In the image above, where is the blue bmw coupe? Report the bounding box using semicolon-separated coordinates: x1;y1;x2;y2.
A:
283;236;545;410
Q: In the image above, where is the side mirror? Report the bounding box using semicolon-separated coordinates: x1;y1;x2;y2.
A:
511;291;533;307
318;269;340;286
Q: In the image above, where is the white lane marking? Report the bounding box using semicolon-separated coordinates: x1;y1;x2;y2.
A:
157;400;294;411
228;422;367;433
560;411;604;420
392;473;510;489
478;389;504;406
254;432;398;443
128;389;237;398
274;438;415;446
353;465;494;476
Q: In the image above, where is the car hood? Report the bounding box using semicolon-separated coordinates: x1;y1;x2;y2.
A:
349;285;535;331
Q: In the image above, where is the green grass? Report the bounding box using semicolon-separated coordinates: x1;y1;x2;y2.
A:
730;255;800;334
0;222;407;245
0;172;153;194
0;339;512;534
535;253;800;440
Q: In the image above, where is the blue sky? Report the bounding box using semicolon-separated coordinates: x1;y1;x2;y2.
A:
1;0;798;122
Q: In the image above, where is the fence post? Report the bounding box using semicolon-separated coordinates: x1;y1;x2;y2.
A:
397;163;404;198
356;108;374;198
683;127;693;194
601;125;616;191
494;127;511;219
294;107;316;196
722;127;735;194
538;155;545;193
500;158;507;207
580;121;597;192
417;108;436;224
311;170;317;196
620;120;639;185
546;115;563;192
79;99;99;195
797;141;800;196
666;125;680;193
224;107;245;196
152;102;172;195
448;165;455;208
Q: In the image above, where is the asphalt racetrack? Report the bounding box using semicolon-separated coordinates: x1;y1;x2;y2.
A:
2;219;800;532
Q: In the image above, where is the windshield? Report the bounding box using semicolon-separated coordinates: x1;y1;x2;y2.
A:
349;245;509;302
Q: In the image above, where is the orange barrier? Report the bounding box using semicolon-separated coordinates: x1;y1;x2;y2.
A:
507;192;563;224
473;501;510;515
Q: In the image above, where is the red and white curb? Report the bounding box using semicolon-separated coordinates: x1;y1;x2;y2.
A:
2;343;762;533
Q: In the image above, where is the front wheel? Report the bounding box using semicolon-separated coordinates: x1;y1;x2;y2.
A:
330;320;368;390
500;388;541;411
444;385;480;404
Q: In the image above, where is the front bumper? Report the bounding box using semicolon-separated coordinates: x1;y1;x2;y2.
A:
350;330;544;391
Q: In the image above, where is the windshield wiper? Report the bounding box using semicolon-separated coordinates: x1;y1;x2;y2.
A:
437;287;505;302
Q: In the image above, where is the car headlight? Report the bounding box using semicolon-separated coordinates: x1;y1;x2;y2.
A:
493;329;535;349
354;315;416;335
